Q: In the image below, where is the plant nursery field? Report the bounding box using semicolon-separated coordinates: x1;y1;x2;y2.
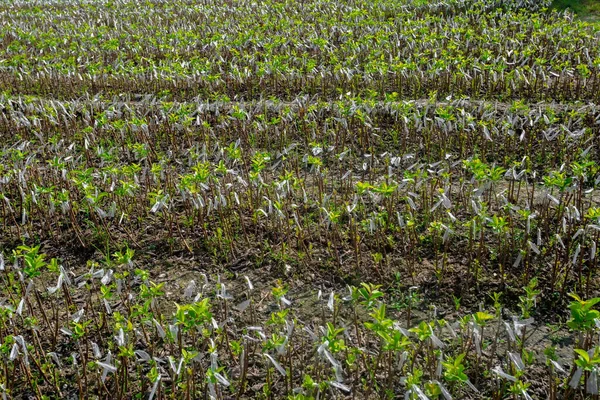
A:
1;0;600;398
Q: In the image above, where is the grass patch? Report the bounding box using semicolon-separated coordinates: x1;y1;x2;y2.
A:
552;0;600;21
